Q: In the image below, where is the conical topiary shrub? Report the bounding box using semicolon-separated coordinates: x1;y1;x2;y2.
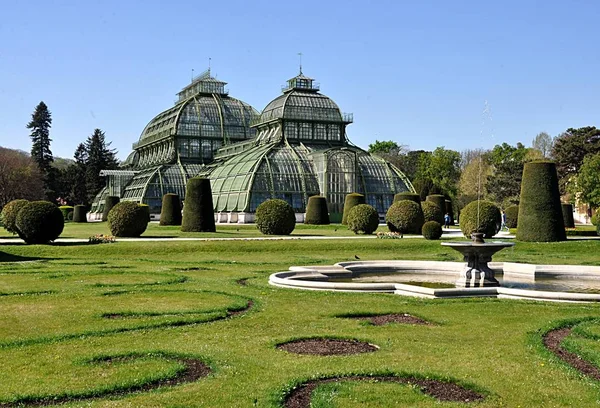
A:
393;192;421;204
561;203;575;229
341;193;365;225
102;196;120;222
160;193;182;226
516;161;566;242
181;178;215;232
73;205;88;223
304;196;330;225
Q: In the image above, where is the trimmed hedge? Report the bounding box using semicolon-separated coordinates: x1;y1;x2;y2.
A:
426;195;446;212
516;161;566;242
160;194;182;226
102;196;120;222
505;205;519;229
422;220;443;240
386;200;424;234
107;202;149;237
181;178;215;232
341;193;365;225
59;205;74;221
304;196;330;225
15;201;64;244
597;223;600;237
421;201;444;225
72;205;87;223
255;199;296;235
347;204;379;235
591;213;599;226
393;192;421;204
460;200;501;239
1;199;29;235
561;203;575;229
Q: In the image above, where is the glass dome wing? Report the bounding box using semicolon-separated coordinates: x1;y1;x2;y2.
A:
209;143;274;212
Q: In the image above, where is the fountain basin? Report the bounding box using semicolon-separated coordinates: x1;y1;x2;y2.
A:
441;241;515;287
269;261;600;303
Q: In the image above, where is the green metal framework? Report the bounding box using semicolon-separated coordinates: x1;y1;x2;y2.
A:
205;72;415;215
132;70;258;167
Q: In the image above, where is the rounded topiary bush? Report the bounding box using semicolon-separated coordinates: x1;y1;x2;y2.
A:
59;205;74;221
422;220;443;240
102;196;120;222
181;178;215;232
426;194;446;212
107;202;149;237
341;193;365;225
597;222;600;237
516;161;566;242
72;205;87;223
460;200;501;239
347;204;379;235
386;200;424;234
421;201;444;225
1;199;29;235
255;199;296;235
304;196;330;225
561;203;575;229
393;192;421;204
505;205;519;229
15;201;64;244
160;193;182;226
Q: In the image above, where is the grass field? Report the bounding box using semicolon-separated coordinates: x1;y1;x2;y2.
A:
1;223;600;407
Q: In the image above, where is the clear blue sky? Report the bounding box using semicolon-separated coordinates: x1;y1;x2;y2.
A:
1;0;598;161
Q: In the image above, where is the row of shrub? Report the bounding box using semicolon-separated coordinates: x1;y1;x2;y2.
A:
0;199;65;244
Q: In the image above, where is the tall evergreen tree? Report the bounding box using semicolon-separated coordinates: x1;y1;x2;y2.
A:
27;101;55;200
84;129;119;203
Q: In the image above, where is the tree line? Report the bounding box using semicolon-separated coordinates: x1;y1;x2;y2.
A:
0;101;119;209
368;126;600;212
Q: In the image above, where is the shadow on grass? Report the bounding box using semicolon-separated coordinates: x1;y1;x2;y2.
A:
0;252;47;262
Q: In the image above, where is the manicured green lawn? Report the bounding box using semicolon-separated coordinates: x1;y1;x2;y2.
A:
1;224;600;406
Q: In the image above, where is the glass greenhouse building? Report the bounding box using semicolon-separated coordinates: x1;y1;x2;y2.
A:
92;70;414;222
90;70;258;217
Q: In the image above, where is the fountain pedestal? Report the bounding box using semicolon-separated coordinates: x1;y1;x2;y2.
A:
441;233;514;287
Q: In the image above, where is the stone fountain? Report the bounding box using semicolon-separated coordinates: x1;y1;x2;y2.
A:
441;232;514;287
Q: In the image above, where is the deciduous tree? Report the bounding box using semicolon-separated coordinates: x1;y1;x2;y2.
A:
576;152;600;209
531;132;554;158
0;147;44;208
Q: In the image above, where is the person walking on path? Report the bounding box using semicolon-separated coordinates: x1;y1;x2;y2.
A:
501;210;509;232
444;213;451;229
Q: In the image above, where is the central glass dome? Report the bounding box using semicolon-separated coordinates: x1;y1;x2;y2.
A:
201;72;414;218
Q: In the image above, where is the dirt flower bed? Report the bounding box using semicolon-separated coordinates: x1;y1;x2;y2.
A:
284;375;485;407
543;326;600;380
277;338;378;355
353;313;432;326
